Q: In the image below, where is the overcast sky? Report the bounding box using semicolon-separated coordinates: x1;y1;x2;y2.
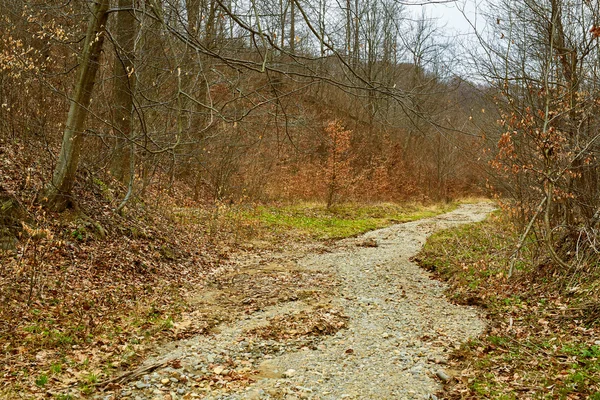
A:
406;0;486;36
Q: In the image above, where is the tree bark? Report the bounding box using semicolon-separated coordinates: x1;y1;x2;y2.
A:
290;0;295;52
111;0;137;184
41;0;110;211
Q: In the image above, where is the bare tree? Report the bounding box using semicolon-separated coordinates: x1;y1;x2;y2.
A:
110;0;138;185
41;0;110;211
473;0;600;271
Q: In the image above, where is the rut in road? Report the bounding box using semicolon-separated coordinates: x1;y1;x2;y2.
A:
104;202;495;400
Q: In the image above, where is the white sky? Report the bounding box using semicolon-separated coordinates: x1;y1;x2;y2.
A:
406;0;486;36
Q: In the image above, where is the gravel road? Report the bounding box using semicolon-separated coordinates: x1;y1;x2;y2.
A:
105;202;495;400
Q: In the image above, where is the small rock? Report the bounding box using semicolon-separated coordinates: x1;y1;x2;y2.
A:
135;381;148;390
410;365;423;376
382;332;390;339
283;369;296;378
436;370;451;382
169;377;179;383
267;388;283;396
359;238;378;247
177;388;186;395
213;366;225;375
161;378;170;385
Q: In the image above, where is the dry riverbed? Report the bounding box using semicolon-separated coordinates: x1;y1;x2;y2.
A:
93;202;495;400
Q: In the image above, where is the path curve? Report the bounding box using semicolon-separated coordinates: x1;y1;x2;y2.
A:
111;202;495;400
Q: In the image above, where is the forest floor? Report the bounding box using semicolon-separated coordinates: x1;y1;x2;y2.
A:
416;210;600;399
84;202;495;400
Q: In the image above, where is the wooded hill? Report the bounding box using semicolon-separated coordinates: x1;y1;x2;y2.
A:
0;0;485;215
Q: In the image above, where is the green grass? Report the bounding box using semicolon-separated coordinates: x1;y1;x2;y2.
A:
35;374;48;387
50;363;62;374
239;202;457;239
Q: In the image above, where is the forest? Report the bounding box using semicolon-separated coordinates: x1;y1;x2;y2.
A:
2;0;600;398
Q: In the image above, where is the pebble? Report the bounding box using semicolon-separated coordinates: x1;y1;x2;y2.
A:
283;369;296;378
213;365;225;375
410;365;423;376
436;370;451;382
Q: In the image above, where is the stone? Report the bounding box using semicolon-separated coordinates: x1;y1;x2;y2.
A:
161;378;170;385
213;365;225;375
410;365;423;376
436;370;451;383
283;369;296;378
135;381;149;390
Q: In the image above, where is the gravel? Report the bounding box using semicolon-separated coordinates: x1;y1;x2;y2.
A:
99;203;495;400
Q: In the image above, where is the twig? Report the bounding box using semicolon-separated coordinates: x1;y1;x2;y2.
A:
96;357;177;388
508;196;546;278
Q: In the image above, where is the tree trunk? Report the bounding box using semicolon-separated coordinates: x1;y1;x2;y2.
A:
111;0;137;185
345;0;351;56
185;0;215;194
290;0;295;52
41;0;110;211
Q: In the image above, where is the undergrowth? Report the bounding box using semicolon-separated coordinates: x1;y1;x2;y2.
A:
415;213;600;399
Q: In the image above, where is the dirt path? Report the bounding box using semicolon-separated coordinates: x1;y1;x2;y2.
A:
106;203;495;400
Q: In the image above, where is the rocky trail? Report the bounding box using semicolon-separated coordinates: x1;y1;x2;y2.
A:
97;203;495;400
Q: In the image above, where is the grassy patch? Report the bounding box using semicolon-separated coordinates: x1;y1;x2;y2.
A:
415;213;600;399
240;202;456;240
172;201;457;244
